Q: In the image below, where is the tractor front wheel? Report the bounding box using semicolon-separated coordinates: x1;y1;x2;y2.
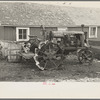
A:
78;49;93;64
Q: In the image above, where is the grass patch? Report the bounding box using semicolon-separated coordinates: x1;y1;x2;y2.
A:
89;40;100;46
91;47;100;60
88;40;100;60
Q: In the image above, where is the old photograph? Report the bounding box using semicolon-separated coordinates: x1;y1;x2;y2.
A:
0;1;100;82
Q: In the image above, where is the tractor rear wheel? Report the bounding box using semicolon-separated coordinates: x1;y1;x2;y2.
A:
35;42;65;70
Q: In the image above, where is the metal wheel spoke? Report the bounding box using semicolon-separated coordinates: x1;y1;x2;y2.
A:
36;41;62;70
39;51;47;56
49;59;58;68
80;56;85;62
83;52;92;60
78;49;93;64
44;61;48;69
87;57;92;61
82;53;87;58
39;59;45;64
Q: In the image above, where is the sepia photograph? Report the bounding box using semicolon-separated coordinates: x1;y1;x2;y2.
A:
0;1;100;99
0;1;100;82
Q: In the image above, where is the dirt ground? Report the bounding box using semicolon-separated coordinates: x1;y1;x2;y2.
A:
0;54;100;82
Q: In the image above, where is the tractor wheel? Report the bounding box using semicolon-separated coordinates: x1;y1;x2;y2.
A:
35;42;65;70
78;49;93;64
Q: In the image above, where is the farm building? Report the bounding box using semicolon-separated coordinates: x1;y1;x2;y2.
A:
0;2;100;42
66;7;100;42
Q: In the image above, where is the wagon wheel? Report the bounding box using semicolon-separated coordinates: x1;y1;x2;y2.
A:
78;49;93;64
36;42;65;70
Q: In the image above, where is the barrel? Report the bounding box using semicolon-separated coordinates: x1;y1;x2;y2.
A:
7;49;21;63
0;40;22;60
0;41;10;58
1;48;8;58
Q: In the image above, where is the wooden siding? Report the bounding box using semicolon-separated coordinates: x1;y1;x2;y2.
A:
1;26;100;42
45;27;57;32
0;26;57;41
30;27;43;39
67;27;100;41
96;27;100;41
0;26;4;40
4;26;16;41
30;27;57;39
68;27;89;33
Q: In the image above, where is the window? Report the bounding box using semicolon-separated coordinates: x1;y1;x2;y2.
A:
89;26;97;38
16;27;30;41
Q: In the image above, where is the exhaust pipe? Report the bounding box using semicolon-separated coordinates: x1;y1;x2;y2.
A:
81;24;84;32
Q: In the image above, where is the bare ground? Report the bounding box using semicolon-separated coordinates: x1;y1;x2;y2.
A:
0;55;100;82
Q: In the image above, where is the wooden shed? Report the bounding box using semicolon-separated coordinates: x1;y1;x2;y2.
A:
0;2;100;43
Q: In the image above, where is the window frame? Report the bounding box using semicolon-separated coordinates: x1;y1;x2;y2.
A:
16;27;30;41
89;26;97;38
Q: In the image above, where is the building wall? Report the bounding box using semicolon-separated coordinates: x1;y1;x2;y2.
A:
30;27;57;39
0;26;4;40
68;27;100;41
4;26;16;41
68;27;89;34
45;27;57;32
2;26;100;42
1;26;57;41
96;27;100;41
30;27;43;39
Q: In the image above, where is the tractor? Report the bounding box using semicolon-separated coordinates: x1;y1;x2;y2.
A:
34;30;93;70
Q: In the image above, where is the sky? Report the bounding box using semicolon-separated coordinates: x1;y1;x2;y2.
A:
0;1;100;8
32;1;100;8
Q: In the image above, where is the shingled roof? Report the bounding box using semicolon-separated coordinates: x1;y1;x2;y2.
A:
0;2;100;27
65;7;100;26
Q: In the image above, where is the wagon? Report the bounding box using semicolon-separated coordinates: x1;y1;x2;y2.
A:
35;30;93;70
